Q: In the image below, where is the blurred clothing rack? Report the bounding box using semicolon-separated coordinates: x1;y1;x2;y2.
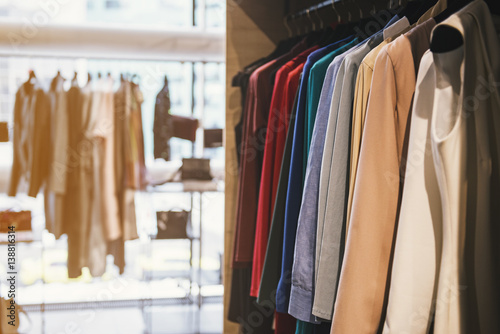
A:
288;0;338;20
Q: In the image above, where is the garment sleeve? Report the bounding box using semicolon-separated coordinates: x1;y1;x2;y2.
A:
331;49;401;334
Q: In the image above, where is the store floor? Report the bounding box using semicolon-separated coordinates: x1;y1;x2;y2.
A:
25;303;223;334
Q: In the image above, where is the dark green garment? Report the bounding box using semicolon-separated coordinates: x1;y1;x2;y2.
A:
295;319;331;334
296;320;315;334
257;82;300;306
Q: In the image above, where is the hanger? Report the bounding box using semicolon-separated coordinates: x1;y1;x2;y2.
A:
342;1;353;22
290;15;300;36
70;71;78;87
353;0;364;19
120;73;125;82
295;16;308;34
313;5;325;30
24;70;36;93
162;75;170;91
50;70;65;91
332;0;343;23
131;74;139;84
87;72;92;83
312;4;334;46
307;9;316;31
293;16;302;36
284;14;293;37
28;69;36;82
97;72;102;79
370;0;377;16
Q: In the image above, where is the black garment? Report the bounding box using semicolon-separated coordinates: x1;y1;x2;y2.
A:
314;322;332;334
233;61;265;167
227;267;274;334
153;81;172;161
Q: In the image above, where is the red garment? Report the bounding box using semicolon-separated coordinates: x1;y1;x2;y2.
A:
250;47;317;296
271;64;304;206
275;311;297;334
232;42;307;268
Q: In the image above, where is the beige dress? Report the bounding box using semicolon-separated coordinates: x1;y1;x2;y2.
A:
86;77;121;276
44;75;68;239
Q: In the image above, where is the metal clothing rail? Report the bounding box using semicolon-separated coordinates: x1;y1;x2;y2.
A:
21;295;223;313
0;52;225;64
286;0;398;21
288;0;337;20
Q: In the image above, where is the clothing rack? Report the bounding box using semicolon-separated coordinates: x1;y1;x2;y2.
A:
3;58;222;334
286;0;380;20
288;0;336;21
286;0;500;20
284;0;396;32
